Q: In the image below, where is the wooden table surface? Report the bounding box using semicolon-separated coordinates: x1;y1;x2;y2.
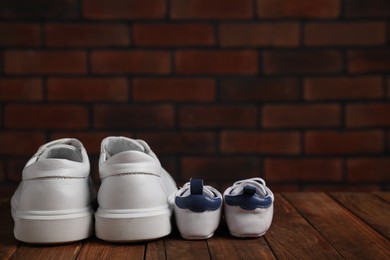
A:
1;192;389;259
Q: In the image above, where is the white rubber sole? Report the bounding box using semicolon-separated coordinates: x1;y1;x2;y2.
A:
174;207;221;240
95;207;172;242
13;208;94;244
225;205;273;238
230;231;267;238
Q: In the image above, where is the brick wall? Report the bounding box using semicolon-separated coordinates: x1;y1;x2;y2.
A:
0;0;389;196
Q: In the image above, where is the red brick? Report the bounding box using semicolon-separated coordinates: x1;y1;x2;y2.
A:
0;184;18;198
257;0;340;18
0;132;45;156
94;105;174;129
83;0;165;19
305;131;384;155
264;159;343;181
92;51;171;74
220;78;300;101
158;157;178;179
266;184;300;192
347;104;390;128
303;184;380;192
5;105;89;129
47;77;128;102
264;50;342;74
345;0;390;17
133;23;214;46
4;51;86;75
50;132;112;154
171;0;253;20
388;132;390;151
133;78;215;102
0;23;40;46
388;78;390;99
179;106;257;128
46;23;129;47
181;157;260;181
0;160;4;181
304;22;386;46
6;159;26;182
0;0;78;19
348;158;390;182
176;50;258;75
221;131;301;154
0;79;43;101
220;22;299;47
304;76;383;100
263;104;340;128
136;132;216;154
348;49;390;73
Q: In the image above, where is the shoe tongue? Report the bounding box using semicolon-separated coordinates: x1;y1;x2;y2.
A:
230;181;267;197
39;144;81;162
106;138;145;157
181;185;215;198
190;179;203;195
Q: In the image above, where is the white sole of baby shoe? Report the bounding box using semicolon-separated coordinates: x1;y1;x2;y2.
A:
225;205;274;238
175;208;221;240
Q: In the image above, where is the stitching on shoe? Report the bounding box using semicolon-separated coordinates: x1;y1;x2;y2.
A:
111;172;159;177
32;176;86;180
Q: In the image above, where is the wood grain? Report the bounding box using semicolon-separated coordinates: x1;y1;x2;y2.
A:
76;237;144;259
208;236;275;260
331;193;390;240
207;220;275;260
165;237;210;260
374;192;390;203
145;239;166;260
284;192;390;259
266;194;342;259
10;243;82;260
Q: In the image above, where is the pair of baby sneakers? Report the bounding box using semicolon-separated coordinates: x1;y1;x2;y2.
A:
174;178;274;239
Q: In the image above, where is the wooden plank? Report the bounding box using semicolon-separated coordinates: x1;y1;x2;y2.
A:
165;229;210;260
165;239;210;260
331;193;390;240
10;242;82;260
76;237;144;259
284;192;390;259
207;220;275;260
145;239;166;260
265;194;342;259
374;192;390;203
0;199;19;259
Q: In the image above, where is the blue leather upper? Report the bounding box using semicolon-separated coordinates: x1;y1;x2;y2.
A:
175;195;222;212
175;179;222;213
225;185;272;210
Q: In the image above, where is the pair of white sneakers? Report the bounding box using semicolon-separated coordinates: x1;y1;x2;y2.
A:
11;137;176;243
11;137;273;244
174;178;274;239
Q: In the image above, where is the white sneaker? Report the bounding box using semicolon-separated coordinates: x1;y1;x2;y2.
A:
174;179;222;239
95;136;177;242
223;178;274;238
11;138;95;244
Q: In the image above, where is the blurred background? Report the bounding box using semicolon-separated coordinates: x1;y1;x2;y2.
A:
0;0;389;196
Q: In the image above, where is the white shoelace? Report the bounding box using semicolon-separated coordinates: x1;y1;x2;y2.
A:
179;182;218;198
229;178;268;196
